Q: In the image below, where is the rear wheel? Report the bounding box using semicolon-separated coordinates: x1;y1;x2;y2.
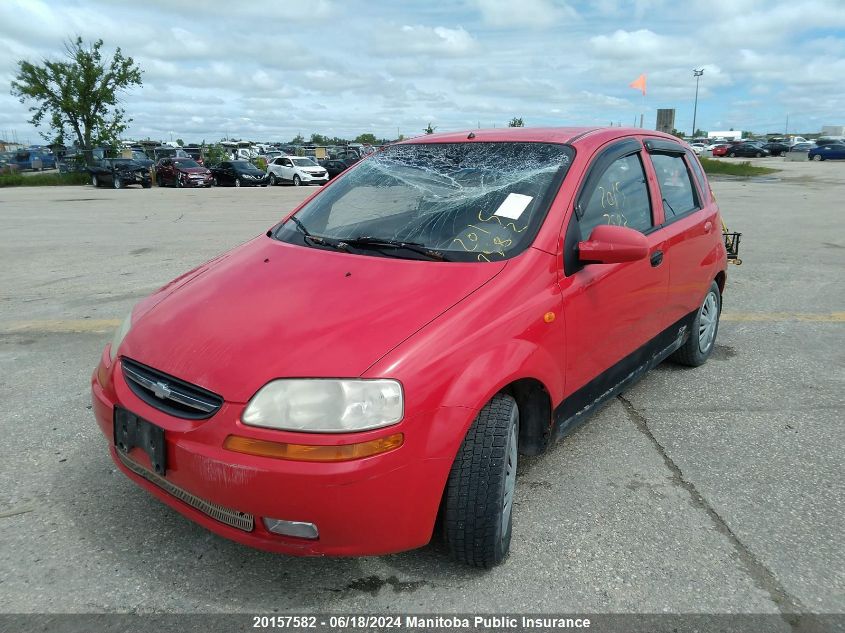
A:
813;154;823;161
728;151;736;157
755;152;763;158
443;393;519;568
671;280;721;367
212;177;218;186
176;176;183;188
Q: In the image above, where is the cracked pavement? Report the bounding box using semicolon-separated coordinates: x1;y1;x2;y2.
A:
0;159;842;623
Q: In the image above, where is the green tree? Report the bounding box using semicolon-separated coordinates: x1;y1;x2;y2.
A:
175;138;184;146
508;117;524;127
310;133;327;145
693;128;707;137
424;122;436;135
10;37;142;152
203;143;229;166
355;133;378;145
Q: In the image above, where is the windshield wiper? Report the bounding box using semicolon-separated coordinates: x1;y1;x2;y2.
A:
286;215;336;247
338;236;449;261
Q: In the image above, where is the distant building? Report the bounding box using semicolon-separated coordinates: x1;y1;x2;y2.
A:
707;130;743;140
821;125;844;136
656;109;676;134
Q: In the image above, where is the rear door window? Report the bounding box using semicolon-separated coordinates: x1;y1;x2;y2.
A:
650;154;699;221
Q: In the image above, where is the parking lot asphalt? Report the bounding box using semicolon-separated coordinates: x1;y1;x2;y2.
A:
0;160;842;619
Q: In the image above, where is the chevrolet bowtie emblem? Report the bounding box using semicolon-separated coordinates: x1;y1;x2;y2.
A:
152;381;172;400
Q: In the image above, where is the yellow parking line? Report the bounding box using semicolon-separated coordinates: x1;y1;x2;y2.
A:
722;312;845;323
1;319;121;334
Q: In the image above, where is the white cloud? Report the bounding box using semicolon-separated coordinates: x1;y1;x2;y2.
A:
0;0;842;143
468;0;577;28
373;24;479;57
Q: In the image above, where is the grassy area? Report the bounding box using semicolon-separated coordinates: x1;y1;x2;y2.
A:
0;171;90;187
699;157;779;177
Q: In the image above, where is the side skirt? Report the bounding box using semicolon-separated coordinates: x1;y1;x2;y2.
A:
552;311;696;441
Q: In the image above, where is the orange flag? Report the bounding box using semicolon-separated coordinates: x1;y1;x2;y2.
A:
629;74;647;95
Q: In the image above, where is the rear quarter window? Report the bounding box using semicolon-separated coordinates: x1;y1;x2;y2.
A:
685;150;709;203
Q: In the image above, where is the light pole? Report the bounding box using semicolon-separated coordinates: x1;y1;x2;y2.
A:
692;69;704;138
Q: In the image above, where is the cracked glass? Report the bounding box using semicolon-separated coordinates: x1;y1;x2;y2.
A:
274;142;574;262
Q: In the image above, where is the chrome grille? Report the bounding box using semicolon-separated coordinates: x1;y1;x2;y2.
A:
117;450;255;532
121;358;223;420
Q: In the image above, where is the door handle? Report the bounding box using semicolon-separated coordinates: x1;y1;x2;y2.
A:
650;250;664;267
704;221;713;233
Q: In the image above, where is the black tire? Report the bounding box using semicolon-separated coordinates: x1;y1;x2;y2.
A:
212;177;218;186
91;174;99;187
142;181;152;189
443;393;519;568
293;175;301;187
671;280;721;367
112;177;121;189
269;173;277;186
235;177;241;187
812;154;823;161
728;152;736;158
756;152;763;158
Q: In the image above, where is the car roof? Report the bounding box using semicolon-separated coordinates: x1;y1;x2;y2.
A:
395;126;684;152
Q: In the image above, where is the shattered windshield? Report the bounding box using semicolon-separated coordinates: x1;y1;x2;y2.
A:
273;142;573;262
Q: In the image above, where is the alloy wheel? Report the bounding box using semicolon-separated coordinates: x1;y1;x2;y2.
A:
698;291;719;353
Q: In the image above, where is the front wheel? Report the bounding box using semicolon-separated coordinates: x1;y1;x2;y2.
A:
292;175;301;187
756;152;763;158
212;177;218;186
269;173;277;186
235;178;241;187
443;393;519;568
112;177;121;189
728;152;736;158
671;280;721;367
91;174;99;187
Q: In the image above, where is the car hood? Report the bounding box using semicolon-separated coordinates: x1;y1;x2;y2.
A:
178;167;210;174
121;238;506;402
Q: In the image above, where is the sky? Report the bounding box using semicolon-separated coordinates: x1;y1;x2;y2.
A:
1;0;844;145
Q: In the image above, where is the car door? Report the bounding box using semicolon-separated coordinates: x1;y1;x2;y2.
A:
559;138;670;398
278;158;295;182
158;159;172;185
270;157;284;178
643;139;721;325
217;162;232;185
101;160;114;185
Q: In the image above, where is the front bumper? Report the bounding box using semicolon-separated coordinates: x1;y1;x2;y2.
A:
91;352;469;556
182;175;213;187
239;176;269;186
300;172;329;185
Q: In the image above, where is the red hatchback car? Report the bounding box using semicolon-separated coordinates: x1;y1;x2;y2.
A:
92;127;727;567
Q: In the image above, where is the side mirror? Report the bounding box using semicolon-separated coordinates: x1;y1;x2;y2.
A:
578;225;649;264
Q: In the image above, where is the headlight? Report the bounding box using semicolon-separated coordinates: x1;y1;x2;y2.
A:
242;379;403;433
109;312;132;362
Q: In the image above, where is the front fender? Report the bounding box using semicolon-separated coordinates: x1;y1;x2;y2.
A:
440;339;563;413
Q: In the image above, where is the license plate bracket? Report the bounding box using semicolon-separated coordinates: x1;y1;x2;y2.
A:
114;407;167;475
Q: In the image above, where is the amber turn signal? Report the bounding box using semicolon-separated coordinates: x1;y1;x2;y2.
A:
223;433;404;462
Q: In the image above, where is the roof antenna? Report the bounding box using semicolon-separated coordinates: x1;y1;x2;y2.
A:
467;132;476;139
